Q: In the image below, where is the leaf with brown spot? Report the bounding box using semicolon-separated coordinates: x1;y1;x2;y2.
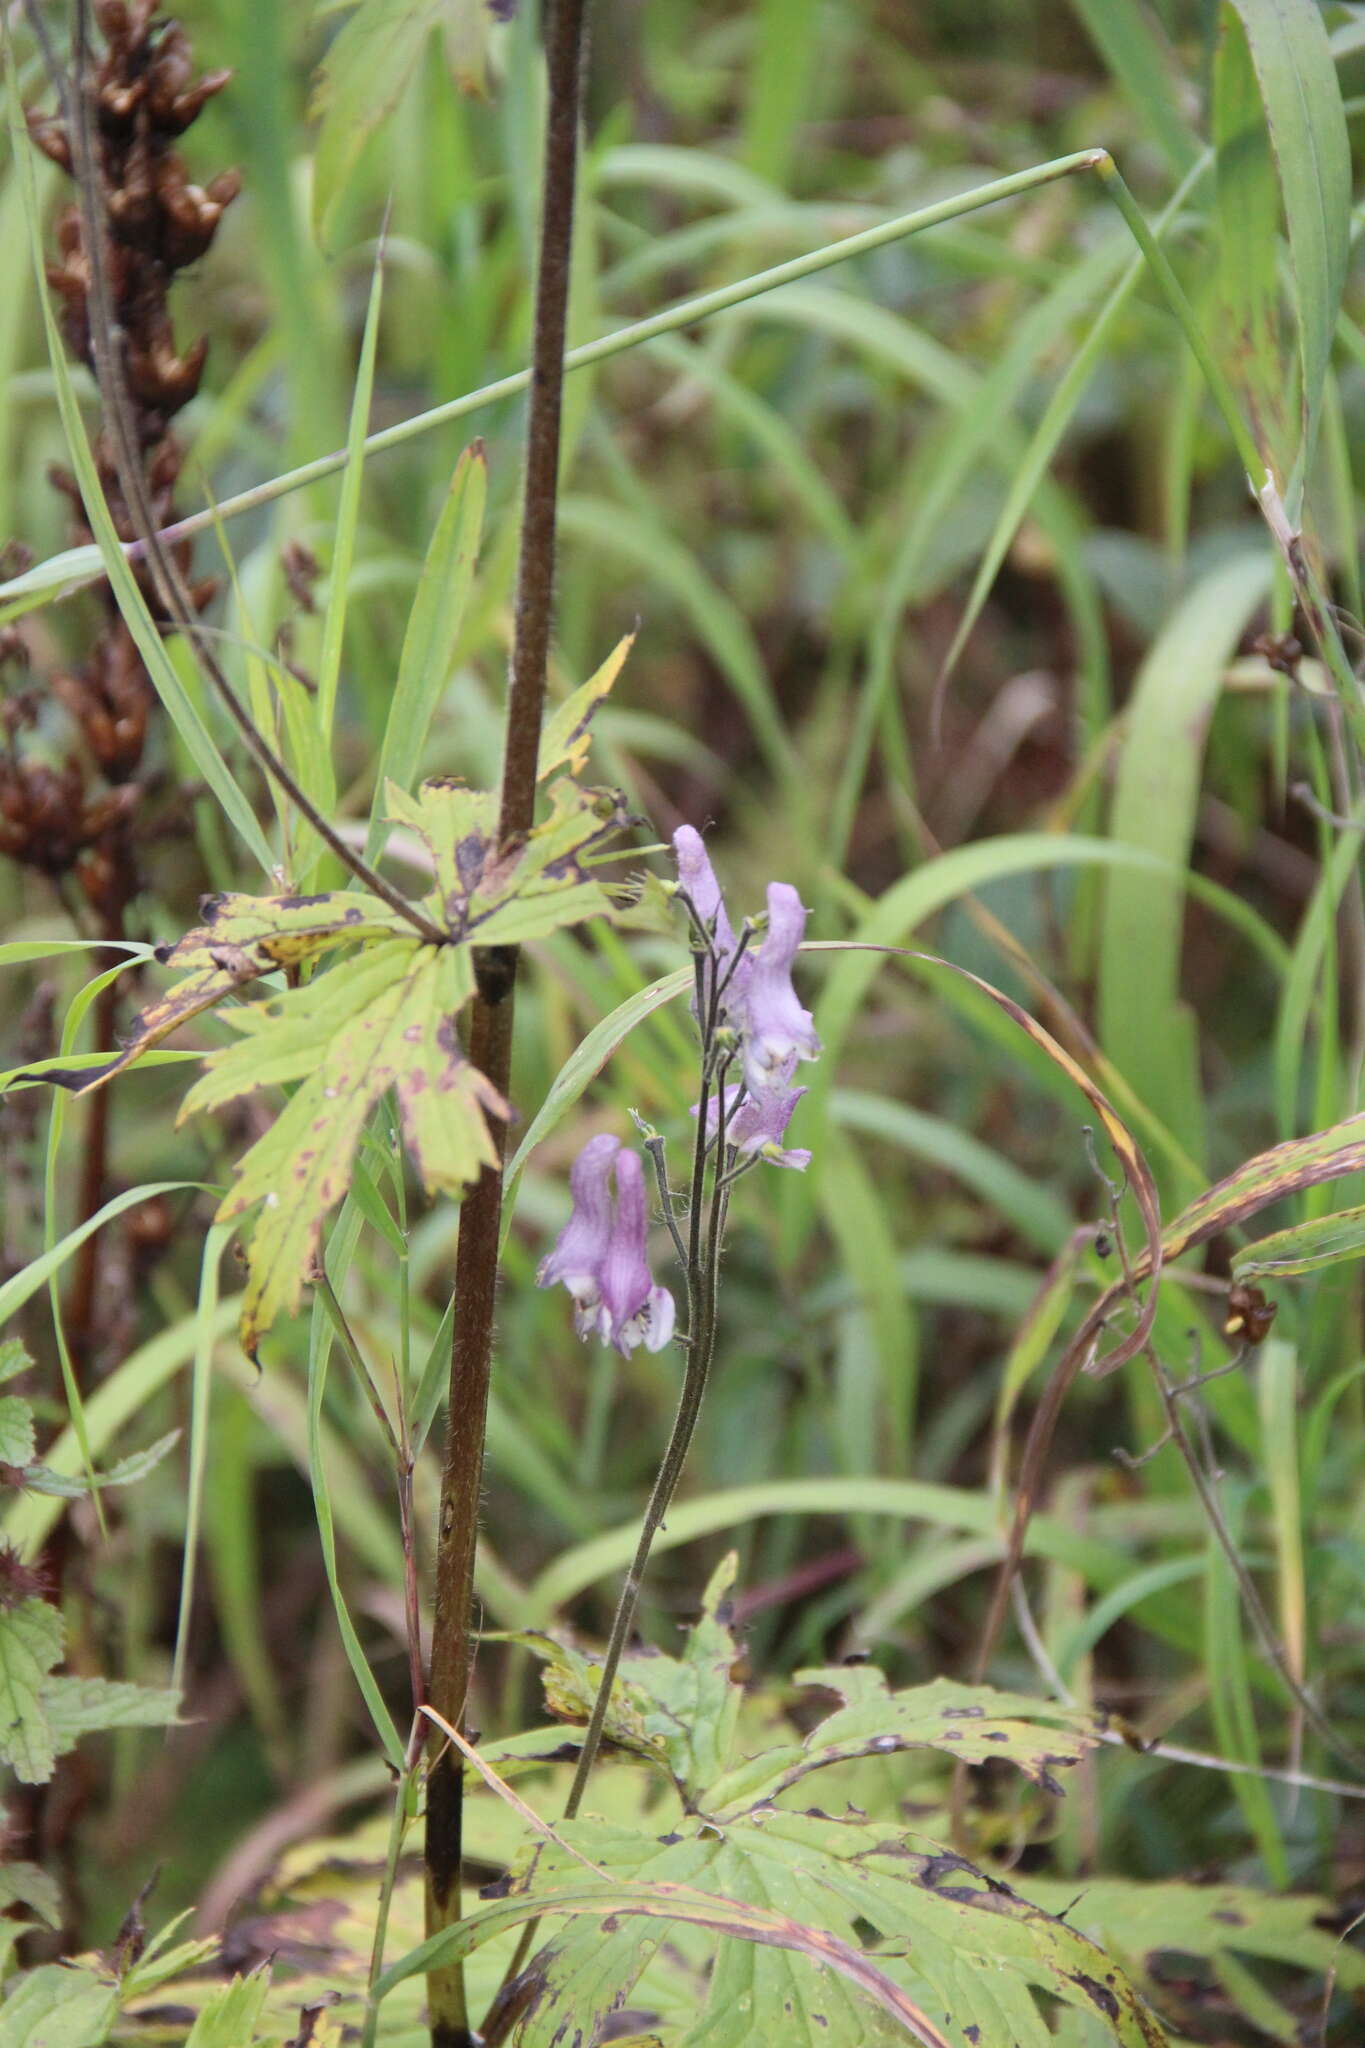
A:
51;891;416;1097
388;774;631;949
445;1809;1166;2048
537;631;636;782
706;1671;1102;1820
193;939;502;1353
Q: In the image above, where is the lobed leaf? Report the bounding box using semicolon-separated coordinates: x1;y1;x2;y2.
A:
1019;1874;1365;2036
0;1963;119;2048
0;1394;36;1467
390;775;630;948
706;1670;1101;1819
41;1677;181;1748
536;631;637;782
0;1598;64;1784
485;1811;1167;2048
44;890;413;1096
202;940;499;1353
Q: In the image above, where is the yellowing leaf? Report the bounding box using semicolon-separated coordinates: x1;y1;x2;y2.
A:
537;632;636;782
202;940;503;1354
49;776;632;1350
44;890;413;1096
388;776;629;948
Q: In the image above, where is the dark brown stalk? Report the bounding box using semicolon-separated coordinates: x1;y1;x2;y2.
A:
422;5;589;2043
22;1;444;946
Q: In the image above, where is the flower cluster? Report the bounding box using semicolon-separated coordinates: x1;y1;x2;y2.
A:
539;829;820;1351
673;825;820;1169
536;1133;676;1355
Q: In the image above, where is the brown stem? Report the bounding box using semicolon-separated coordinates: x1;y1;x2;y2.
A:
24;1;444;943
422;5;589;2042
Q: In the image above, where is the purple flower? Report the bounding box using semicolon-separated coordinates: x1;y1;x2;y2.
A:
671;825;736;959
598;1149;676;1355
702;1082;811;1171
538;1135;675;1355
738;883;821;1094
536;1132;621;1340
671;825;751;1016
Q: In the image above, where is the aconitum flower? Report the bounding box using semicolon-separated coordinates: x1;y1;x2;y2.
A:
671;824;737;961
536;1132;621;1340
537;1135;675;1355
703;1083;811;1171
598;1148;676;1355
671;824;750;1017
739;883;821;1094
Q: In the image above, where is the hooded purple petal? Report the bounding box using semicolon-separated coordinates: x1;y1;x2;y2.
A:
672;824;752;1018
598;1148;676;1355
698;1081;811;1170
672;825;737;958
536;1132;620;1338
739;883;821;1093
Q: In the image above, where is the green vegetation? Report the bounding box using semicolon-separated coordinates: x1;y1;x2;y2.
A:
2;1;1364;2042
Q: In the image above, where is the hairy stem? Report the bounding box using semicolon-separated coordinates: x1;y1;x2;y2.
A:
422;6;589;2043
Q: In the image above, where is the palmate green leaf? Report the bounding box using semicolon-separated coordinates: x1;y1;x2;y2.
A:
488;1811;1167;2048
391;775;629;947
193;939;498;1355
50;772;630;1349
47;890;414;1096
0;1596;179;1785
0;1598;64;1784
42;1677;180;1749
0;1963;119;2048
512;1555;747;1799
521;1556;1106;1829
1018;1875;1365;2037
705;1669;1101;1820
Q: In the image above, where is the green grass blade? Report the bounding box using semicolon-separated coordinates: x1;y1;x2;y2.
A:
1097;550;1272;1166
313;235;389;824
1226;0;1352;492
0;153;1108;625
173;1224;234;1703
0;1181;204;1328
365;442;488;857
1066;0;1201;175
1214;2;1291;481
934;152;1212;694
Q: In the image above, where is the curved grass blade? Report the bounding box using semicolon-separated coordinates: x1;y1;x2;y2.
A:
1225;0;1351;490
365;441;488;856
